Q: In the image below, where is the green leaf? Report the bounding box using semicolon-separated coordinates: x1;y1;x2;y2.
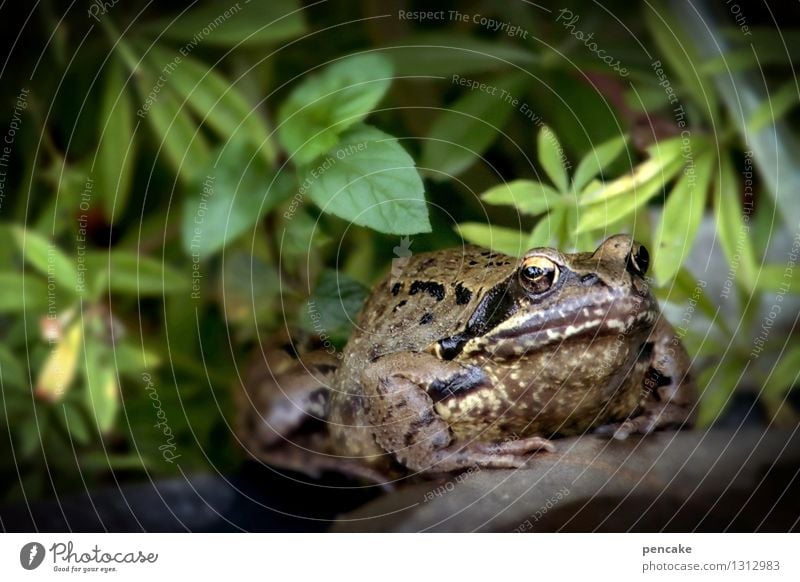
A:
653;152;714;285
580;137;686;204
763;345;800;397
420;72;527;179
144;44;276;164
455;223;526;256
697;363;742;427
88;251;189;296
481;180;561;216
754;265;797;294
297;270;369;345
96;58;136;223
84;339;118;434
576;138;690;233
0;346;25;388
136;73;210;183
748;82;800;133
305;125;430;235
0;273;48;313
381;33;537;77
277;54;393;165
182;137;295;257
644;1;718;122
137;0;306;47
527;208;565;248
572;135;627;193
114;342;161;377
669;267;719;324
59;403;92;445
714;153;756;283
537;126;569;192
220;251;280;326
12;227;79;293
576;158;685;233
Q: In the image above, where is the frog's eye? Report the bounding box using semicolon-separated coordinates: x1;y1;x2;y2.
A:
520;256;559;293
626;243;650;277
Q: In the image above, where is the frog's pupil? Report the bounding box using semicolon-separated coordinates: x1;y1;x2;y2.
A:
524;266;544;279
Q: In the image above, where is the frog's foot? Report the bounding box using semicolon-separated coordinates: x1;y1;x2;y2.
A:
237;340;337;453
362;352;554;474
424;436;556;472
594;401;692;440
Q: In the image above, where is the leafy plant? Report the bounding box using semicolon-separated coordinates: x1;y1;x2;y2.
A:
1;0;798;501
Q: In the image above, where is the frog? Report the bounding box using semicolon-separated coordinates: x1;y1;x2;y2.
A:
237;234;695;480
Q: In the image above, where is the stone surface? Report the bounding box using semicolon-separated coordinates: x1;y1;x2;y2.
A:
332;429;800;532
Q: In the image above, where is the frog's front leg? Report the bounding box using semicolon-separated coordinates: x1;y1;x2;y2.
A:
597;318;696;439
362;352;555;473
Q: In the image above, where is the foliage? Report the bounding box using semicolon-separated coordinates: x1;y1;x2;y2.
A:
0;0;798;500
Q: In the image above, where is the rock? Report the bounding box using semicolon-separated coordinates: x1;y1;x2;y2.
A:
332;429;800;532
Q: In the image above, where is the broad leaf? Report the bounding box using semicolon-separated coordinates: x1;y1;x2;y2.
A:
297;269;369;345
182;137;295;257
305;125;430;235
277;54;393;165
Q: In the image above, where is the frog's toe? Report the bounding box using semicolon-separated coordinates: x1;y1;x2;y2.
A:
473;435;556;455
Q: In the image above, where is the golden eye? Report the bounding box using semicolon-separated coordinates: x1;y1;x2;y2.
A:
626;243;650;277
520;256;559;293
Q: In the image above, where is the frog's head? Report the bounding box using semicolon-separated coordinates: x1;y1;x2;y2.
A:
434;234;659;360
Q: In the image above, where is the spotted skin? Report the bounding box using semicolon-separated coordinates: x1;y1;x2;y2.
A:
242;235;695;479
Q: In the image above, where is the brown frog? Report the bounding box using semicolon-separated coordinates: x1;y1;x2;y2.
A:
237;235;695;480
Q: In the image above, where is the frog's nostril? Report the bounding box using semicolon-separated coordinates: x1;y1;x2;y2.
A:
580;273;599;285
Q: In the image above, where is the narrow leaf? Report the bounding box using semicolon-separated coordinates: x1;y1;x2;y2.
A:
714;153;756;283
537;126;569;192
572;135;627;193
97;58;136;223
145;44;276;164
421;72;527;179
36;322;82;402
13;228;79;293
456;223;526;256
748;82;800;133
653;152;714;284
481;179;561;216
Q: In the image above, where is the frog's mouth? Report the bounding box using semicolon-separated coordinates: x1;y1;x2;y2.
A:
465;294;657;358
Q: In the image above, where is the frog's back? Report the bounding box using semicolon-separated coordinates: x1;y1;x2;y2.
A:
347;245;517;360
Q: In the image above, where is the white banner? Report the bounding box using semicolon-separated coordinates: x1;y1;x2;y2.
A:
0;533;797;580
